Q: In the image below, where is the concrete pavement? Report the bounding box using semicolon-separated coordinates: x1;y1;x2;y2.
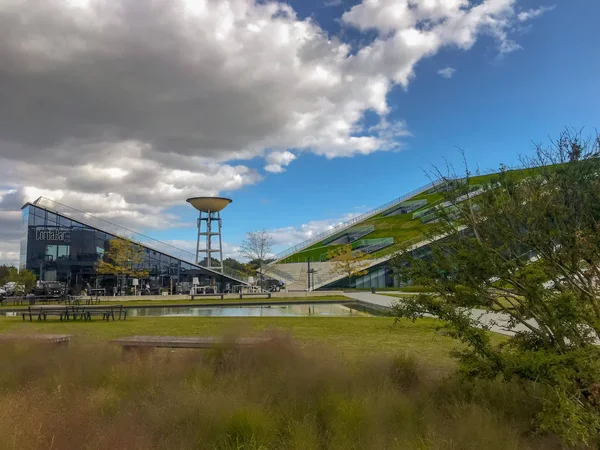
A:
343;291;536;337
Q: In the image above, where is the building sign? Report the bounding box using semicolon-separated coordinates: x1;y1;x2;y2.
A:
35;228;70;242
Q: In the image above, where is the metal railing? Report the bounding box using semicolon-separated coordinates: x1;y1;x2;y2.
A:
262;265;296;282
271;181;438;263
32;197;248;284
322;225;374;246
222;266;249;283
382;199;427;217
352;237;394;254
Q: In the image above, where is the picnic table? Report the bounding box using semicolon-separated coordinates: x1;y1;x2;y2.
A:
21;305;127;322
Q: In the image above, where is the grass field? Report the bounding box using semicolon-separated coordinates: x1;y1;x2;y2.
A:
0;315;472;370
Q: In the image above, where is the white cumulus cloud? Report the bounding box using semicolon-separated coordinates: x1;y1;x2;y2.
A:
270;212;361;251
438;67;457;78
518;5;555;22
265;151;297;173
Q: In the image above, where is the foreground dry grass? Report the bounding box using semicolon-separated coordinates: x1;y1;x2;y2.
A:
0;334;568;450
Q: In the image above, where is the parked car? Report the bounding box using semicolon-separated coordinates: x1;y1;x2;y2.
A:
2;282;24;296
0;288;6;301
33;281;66;298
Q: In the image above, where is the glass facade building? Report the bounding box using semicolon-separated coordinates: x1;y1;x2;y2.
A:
323;263;397;290
20;199;245;295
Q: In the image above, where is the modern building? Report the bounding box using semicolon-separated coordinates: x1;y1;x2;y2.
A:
20;197;247;294
263;171;502;291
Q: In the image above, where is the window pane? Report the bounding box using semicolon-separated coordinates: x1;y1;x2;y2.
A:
57;245;70;259
46;212;58;224
59;216;71;227
45;245;57;261
34;215;46;226
22;208;29;227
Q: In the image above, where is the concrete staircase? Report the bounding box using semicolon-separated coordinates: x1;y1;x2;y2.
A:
262;262;313;290
262;261;353;291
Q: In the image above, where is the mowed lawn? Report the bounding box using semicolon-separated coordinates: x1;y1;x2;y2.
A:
0;315;487;371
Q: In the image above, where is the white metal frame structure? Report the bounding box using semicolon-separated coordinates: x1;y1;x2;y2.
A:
186;197;232;274
195;210;224;272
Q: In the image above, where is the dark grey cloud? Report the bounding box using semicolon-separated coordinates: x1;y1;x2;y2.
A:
0;2;283;160
0;190;24;264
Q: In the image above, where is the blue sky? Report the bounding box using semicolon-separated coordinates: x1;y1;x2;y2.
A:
153;0;600;257
0;0;598;264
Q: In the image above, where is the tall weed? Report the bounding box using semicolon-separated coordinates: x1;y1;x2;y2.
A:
0;335;580;449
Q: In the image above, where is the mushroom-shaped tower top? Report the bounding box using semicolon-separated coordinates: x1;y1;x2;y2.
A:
186;197;232;213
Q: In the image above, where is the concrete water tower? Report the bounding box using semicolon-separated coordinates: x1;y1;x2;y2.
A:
186;197;232;273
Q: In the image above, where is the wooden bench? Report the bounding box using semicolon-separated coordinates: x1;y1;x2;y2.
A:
110;335;271;352
190;293;225;300
0;333;72;345
80;305;126;321
21;305;127;322
85;294;101;305
65;295;85;305
238;292;271;299
22;306;71;321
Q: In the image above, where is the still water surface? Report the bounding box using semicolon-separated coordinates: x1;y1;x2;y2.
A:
128;303;372;318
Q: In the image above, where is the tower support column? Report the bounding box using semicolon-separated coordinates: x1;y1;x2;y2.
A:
195;210;224;273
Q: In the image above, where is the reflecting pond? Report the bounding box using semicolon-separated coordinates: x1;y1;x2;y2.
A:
127;303;374;318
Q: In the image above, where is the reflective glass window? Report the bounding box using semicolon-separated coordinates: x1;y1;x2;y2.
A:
57;245;70;259
22;208;29;227
45;245;58;261
59;216;72;227
33;215;46;226
46;212;58;224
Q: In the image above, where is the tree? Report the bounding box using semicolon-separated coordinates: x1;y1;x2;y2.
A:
223;257;246;273
327;244;370;286
240;230;273;288
96;237;149;291
198;256;221;268
391;130;600;444
0;265;15;286
6;267;36;294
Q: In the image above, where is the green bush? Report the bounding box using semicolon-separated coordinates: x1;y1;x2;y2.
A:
392;130;600;445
